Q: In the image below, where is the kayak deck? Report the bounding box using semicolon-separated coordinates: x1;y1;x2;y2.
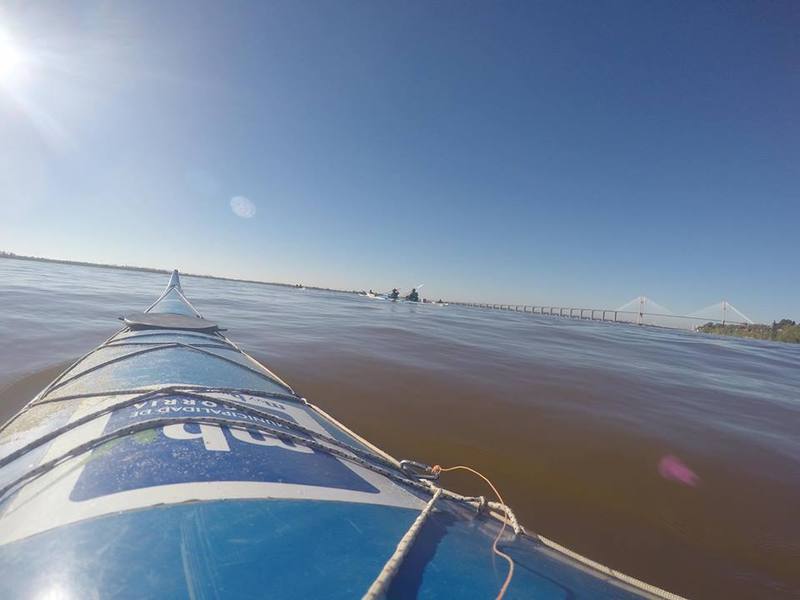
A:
0;271;685;599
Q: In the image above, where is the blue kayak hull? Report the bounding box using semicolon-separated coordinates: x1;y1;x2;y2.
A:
0;272;684;599
0;498;661;599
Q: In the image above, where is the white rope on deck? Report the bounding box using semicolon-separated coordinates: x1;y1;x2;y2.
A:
362;488;443;600
418;479;522;536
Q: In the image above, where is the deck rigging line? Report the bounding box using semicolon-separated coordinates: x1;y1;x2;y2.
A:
362;488;443;600
0;387;395;473
0;391;520;537
363;464;517;600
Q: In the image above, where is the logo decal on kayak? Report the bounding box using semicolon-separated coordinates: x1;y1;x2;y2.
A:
70;396;378;501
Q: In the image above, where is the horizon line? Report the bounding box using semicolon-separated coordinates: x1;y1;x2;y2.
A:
0;250;775;323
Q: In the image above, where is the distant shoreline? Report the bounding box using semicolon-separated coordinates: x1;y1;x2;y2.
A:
0;252;357;295
697;321;800;344
4;251;798;344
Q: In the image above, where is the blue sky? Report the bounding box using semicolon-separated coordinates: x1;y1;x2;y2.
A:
0;1;797;320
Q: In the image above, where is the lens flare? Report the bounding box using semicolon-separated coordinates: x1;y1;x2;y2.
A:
658;454;700;487
230;196;256;219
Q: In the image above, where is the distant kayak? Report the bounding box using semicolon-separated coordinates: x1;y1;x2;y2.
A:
0;271;685;599
358;291;386;300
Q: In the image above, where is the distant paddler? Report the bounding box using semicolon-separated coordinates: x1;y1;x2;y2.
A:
405;283;424;302
388;288;400;300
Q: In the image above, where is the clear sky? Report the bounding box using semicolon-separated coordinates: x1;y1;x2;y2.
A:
0;1;797;320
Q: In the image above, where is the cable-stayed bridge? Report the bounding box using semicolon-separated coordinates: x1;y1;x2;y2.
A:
449;296;755;330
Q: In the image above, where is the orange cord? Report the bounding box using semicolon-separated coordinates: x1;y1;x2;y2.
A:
431;464;515;600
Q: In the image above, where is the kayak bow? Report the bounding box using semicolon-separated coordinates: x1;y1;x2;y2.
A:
0;271;685;599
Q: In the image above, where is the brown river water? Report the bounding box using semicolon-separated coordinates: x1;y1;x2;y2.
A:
0;257;798;599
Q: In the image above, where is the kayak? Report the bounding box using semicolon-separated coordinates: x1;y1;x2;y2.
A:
359;292;386;300
0;271;684;599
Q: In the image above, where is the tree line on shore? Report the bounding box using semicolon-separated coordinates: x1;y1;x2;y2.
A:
697;319;800;343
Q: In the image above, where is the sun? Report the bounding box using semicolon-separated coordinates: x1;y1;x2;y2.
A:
0;31;27;88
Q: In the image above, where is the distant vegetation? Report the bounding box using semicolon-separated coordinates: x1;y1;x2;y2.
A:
698;320;800;344
0;251;354;295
